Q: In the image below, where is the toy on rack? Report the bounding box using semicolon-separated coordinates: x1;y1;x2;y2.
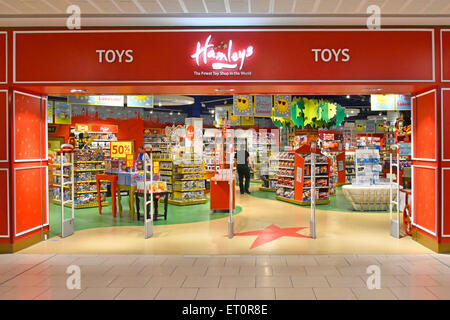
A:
394;116;411;143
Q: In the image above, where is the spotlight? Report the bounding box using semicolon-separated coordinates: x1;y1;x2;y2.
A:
346;95;350;99
177;112;180;115
169;111;173;115
150;110;153;114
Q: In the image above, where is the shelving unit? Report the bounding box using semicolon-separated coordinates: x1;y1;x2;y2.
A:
275;146;331;206
345;151;356;184
144;132;170;153
169;159;207;206
52;149;109;208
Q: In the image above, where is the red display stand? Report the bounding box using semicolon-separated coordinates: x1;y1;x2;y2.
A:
210;178;235;212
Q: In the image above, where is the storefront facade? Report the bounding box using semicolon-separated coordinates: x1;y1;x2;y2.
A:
0;27;449;253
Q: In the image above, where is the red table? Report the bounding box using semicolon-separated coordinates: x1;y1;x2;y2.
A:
96;174;118;218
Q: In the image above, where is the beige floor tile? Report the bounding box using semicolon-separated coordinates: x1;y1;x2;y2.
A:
162;257;196;266
256;276;292;288
75;287;123;300
155;288;198;300
220;276;256;288
359;275;404;288
374;255;409;265
8;255;52;265
396;275;440;287
36;275;70;287
390;286;438;300
351;288;398;300
183;276;220;288
146;275;186;288
236;288;275;300
115;287;160;300
256;256;287;266
81;275;117;288
430;275;450;286
338;265;406;276
313;288;356;300
172;266;208;276
315;256;350;267
0;286;12;295
0;264;33;275
40;255;79;266
196;288;236;300
139;265;176;276
206;266;240;276
425;286;450;300
272;266;306;276
131;256;168;266
79;265;113;275
193;258;226;267
0;286;49;300
34;287;83;300
285;256;318;266
291;276;330;288
104;265;146;276
101;255;138;266
73;256;108;266
305;266;340;276
108;275;152;288
275;288;316;300
430;264;450;274
400;264;445;275
345;256;380;266
1;275;49;287
326;276;366;288
239;266;273;276
225;257;256;267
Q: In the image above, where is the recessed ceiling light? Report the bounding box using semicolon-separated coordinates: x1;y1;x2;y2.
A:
215;88;235;92
346;95;350;99
169;111;173;115
70;89;87;93
150;110;153;114
177;112;180;115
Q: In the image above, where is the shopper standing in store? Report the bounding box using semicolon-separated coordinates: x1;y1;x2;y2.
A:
137;146;150;162
235;139;254;195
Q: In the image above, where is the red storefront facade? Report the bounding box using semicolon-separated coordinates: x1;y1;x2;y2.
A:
0;27;449;253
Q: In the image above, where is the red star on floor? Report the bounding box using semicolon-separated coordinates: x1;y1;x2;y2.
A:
231;224;311;249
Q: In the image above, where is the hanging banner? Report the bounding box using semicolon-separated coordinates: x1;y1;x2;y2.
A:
47;100;54;123
54;101;71;124
355;120;366;133
395;95;411;110
228;113;240;126
111;141;133;159
254;95;273;117
214;106;228;127
371;94;411;111
233;95;253;116
126;154;134;168
273;95;292;117
366;120;376;133
127;95;153;108
240;116;254;126
68;95;124;107
376;121;385;133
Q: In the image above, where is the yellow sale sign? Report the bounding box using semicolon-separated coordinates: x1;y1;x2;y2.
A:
110;141;133;158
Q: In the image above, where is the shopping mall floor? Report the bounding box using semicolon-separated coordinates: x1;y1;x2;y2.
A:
23;184;431;255
2;185;449;300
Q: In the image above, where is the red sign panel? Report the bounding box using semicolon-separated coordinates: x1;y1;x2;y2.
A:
0;32;6;83
441;30;450;82
14;29;434;83
186;125;195;141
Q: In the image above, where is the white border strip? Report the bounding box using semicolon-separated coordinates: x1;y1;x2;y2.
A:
412;164;438;237
13;91;48;163
0;90;8;163
0;31;7;84
13;28;435;84
411;89;438;162
0;168;10;238
13;166;49;237
442;167;450;237
441;88;450;161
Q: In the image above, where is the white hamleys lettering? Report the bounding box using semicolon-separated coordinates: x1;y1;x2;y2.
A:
191;35;254;70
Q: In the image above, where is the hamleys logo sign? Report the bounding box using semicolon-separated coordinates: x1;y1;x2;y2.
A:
191;35;254;71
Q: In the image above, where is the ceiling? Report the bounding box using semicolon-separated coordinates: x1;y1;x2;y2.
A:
1;0;450;27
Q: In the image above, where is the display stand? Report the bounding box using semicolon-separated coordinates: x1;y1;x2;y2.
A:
143;155;153;239
390;146;400;239
169;159;207;206
275;145;331;206
59;144;75;238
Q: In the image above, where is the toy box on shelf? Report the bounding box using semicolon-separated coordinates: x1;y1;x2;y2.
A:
260;155;278;192
355;148;382;185
143;129;170;154
169;157;207;206
275;145;331;206
52;149;109;208
153;152;174;194
345;151;356;184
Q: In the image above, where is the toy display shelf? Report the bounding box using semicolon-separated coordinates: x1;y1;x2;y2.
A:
157;157;173;195
276;145;331;206
51;199;109;208
170;160;206;205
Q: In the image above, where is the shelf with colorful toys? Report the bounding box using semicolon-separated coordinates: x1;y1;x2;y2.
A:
169;157;207;206
275;145;331;206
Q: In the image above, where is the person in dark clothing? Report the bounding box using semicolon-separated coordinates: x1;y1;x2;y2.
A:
234;141;254;195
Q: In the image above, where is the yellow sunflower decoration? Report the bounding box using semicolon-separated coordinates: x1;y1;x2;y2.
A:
233;95;253;116
273;95;292;117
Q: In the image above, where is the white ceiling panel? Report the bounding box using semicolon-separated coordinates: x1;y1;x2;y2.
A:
317;0;341;13
183;0;206;12
382;0;409;13
204;0;226;13
294;0;316;13
92;0;122;13
402;0;429;13
139;0;165;13
230;0;248;13
159;0;184;13
274;0;295;13
251;0;270;13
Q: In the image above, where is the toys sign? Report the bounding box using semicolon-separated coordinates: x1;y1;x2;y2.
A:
111;141;133;159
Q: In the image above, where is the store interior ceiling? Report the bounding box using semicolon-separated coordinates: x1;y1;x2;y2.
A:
1;0;449;27
51;94;392;122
